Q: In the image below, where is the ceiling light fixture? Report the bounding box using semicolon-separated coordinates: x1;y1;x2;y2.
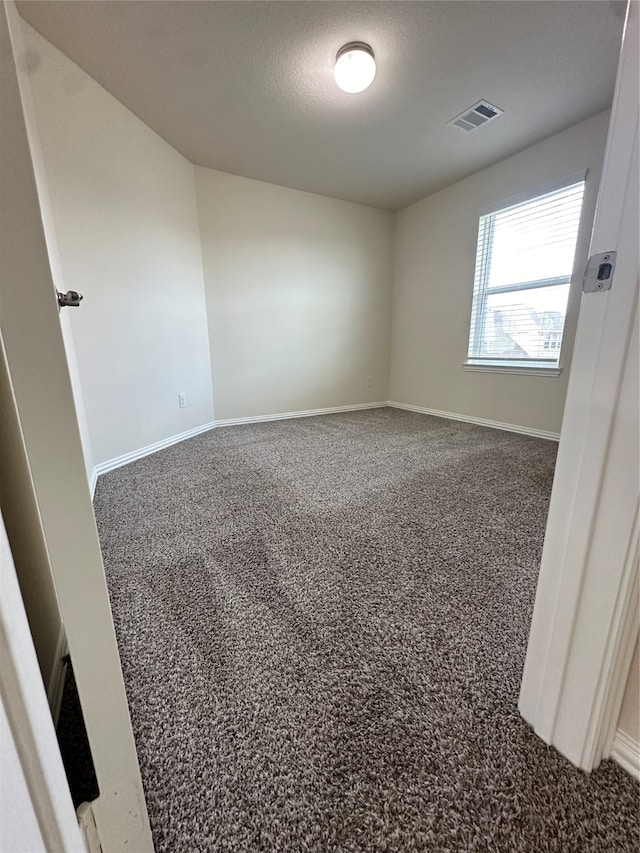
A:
334;42;376;94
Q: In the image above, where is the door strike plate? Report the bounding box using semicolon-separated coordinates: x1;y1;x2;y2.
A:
583;251;616;293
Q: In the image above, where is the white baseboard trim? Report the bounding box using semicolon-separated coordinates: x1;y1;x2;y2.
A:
93;420;217;478
386;401;560;441
610;729;640;780
214;402;387;428
89;401;554;490
88;467;98;499
90;403;388;485
46;626;68;727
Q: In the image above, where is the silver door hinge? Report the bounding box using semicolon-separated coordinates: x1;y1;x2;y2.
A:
583;251;616;293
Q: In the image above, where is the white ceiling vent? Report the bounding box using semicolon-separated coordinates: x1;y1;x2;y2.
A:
448;101;503;132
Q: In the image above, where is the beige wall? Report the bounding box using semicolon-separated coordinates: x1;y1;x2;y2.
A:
389;111;611;435
58;311;94;481
195;168;394;421
20;21;214;466
618;636;639;744
17;22;612;445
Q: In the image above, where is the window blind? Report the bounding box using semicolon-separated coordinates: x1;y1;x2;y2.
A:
467;180;586;367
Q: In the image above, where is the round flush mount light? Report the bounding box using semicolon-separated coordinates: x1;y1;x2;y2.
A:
334;42;376;94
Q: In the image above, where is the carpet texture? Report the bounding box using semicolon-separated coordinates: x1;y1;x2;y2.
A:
94;408;639;852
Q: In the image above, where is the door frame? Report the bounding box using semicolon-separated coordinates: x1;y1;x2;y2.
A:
0;464;84;849
519;0;639;771
1;2;153;849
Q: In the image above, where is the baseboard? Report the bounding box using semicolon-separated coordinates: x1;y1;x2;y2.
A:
47;626;68;727
90;402;556;490
93;420;217;478
91;404;387;484
386;401;560;441
214;402;387;428
88;467;98;499
610;729;640;780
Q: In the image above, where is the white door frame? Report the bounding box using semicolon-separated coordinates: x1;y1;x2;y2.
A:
1;0;636;844
0;497;84;850
519;0;639;771
1;3;153;849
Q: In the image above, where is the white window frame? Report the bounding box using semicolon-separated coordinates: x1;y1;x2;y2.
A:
464;173;587;377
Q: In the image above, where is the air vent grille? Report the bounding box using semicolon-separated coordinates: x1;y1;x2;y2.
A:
448;101;503;133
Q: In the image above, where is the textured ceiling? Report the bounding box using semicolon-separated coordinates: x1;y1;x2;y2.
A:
16;1;625;210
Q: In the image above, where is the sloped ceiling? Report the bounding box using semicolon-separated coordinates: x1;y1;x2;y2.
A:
17;1;625;210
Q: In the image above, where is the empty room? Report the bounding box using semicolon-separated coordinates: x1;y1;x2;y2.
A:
0;1;638;851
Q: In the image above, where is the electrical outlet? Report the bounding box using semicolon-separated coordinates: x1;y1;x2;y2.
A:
366;376;373;388
178;393;187;409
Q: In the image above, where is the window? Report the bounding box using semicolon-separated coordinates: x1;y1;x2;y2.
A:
466;179;586;374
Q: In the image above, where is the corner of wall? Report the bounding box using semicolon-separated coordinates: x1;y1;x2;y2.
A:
386;205;403;403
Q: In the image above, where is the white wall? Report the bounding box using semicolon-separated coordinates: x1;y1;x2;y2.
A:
20;20;214;466
389;111;611;434
195;168;394;421
58;311;94;480
17;18;612;446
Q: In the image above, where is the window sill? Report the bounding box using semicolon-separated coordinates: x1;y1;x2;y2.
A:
463;362;562;377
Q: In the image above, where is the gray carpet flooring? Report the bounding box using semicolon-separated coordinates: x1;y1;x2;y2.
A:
94;408;639;852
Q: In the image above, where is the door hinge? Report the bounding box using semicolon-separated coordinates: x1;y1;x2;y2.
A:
583;251;616;293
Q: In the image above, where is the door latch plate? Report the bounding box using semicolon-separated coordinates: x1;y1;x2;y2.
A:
583;251;616;293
